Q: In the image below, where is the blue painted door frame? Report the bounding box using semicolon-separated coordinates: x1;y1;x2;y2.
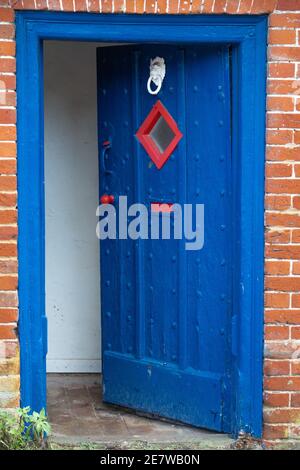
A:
16;11;267;438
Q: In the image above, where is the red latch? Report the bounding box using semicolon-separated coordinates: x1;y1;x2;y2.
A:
100;194;115;204
151;202;174;213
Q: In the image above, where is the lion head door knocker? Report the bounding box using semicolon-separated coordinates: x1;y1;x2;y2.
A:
147;57;166;95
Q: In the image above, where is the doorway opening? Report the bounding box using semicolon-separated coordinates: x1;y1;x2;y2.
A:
44;40;233;446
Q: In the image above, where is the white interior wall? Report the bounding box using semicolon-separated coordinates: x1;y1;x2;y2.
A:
44;41;101;373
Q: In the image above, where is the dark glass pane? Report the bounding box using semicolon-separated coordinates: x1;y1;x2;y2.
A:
149;116;176;154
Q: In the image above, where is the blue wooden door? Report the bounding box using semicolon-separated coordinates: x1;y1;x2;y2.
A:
97;45;232;432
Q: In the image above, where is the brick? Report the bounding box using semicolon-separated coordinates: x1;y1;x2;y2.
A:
0;74;16;91
265;260;290;275
0;176;16;191
266;130;293;145
0;58;15;74
114;0;125;12
202;0;214;13
0;25;14;41
250;0;276;14
294;165;300;178
0;355;19;375
0;324;16;340
291;393;300;407
265;195;291;211
265;376;300;391
268;113;300;130
62;0;74;10
291;327;300;340
0;375;19;393
292;362;300;376
0;341;18;359
292;261;300;275
0;210;16;224
225;0;239;14
265;344;300;361
264;359;290;375
292;294;300;308
0;193;17;208
0;8;14;23
266;163;292;177
0;308;18;323
0;276;17;291
264;408;300;424
47;0;61;9
265;293;290;309
0;109;16;125
265;310;300;325
268;77;300;95
269;47;300;62
74;0;87;11
266;213;300;228
266;244;300;260
145;0;156;13
0;243;17;257
0;226;17;241
266;179;300;195
237;0;252;13
292;229;300;243
277;0;300;11
268;62;295;79
0;292;17;308
0;159;17;175
290;425;300;438
263;424;289;440
21;0;36;7
295;131;300;145
0;41;15;56
0;393;19;409
264;392;290;407
36;0;49;8
190;0;201;13
265;325;289;341
267;96;294;112
0;143;16;158
179;0;191;13
267;147;300;162
1;91;16;107
212;0;226;13
293;196;300;210
127;0;136;13
265;230;290;244
269;30;296;46
266;277;300;293
0;260;17;274
270;13;300;28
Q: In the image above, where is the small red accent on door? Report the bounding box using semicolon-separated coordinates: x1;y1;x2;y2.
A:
136;100;183;170
151;202;174;213
100;194;115;204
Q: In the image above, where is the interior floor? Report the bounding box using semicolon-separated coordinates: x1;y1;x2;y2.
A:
47;374;233;448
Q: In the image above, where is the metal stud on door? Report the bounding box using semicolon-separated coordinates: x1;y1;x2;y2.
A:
97;44;232;431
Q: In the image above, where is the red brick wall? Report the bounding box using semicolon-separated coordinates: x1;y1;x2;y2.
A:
1;0;300;445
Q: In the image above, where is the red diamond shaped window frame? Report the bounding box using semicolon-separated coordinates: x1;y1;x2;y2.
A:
136;100;183;170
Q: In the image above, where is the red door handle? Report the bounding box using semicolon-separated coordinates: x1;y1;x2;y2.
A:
100;194;115;204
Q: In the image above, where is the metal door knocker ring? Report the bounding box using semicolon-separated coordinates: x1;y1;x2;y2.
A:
147;57;166;95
